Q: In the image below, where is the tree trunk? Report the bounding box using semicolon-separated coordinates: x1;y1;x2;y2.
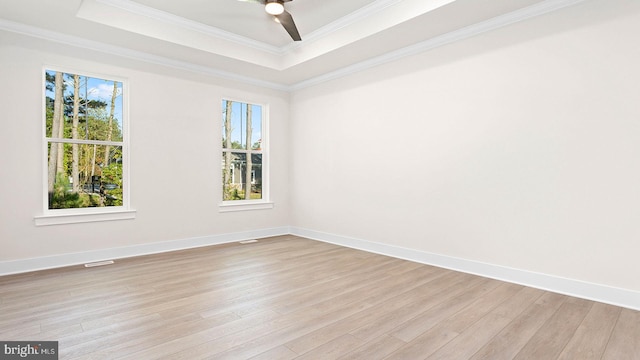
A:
47;72;64;194
71;74;80;192
91;144;97;179
104;81;117;166
223;101;232;198
56;98;64;177
244;105;252;200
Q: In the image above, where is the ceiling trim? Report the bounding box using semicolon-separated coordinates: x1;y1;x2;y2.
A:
84;0;456;70
96;0;284;55
290;0;587;91
282;0;404;53
1;0;586;92
98;0;408;55
0;19;290;91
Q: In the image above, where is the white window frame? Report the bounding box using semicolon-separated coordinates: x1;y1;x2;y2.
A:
34;66;135;226
219;98;273;212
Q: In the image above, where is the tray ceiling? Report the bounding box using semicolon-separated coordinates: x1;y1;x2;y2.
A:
0;0;586;90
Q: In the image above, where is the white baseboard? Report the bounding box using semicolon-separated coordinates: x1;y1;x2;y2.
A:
0;226;291;276
290;226;640;311
3;225;638;311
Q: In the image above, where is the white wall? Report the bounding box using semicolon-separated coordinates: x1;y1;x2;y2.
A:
0;33;290;265
1;0;639;307
290;1;640;293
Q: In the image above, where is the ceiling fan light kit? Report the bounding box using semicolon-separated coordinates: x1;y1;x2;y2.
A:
265;0;285;15
239;0;302;41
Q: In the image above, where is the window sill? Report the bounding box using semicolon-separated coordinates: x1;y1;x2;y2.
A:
34;209;137;226
219;201;274;213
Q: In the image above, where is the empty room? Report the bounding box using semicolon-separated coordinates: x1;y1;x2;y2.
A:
1;0;639;358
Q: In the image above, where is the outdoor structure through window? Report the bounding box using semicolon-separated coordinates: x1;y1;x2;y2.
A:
222;99;264;202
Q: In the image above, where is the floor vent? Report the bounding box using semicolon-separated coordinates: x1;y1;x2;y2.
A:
84;260;115;268
239;239;258;244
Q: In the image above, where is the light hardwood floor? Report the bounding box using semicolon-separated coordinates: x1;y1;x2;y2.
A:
1;235;638;359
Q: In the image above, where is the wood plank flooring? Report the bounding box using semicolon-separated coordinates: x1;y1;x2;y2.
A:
0;235;638;359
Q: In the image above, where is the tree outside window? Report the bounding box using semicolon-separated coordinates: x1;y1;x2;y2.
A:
222;100;263;201
44;70;125;209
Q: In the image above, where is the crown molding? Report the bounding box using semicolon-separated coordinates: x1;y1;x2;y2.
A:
96;0;284;55
282;0;404;53
1;0;587;92
0;19;290;92
290;0;587;91
98;0;408;55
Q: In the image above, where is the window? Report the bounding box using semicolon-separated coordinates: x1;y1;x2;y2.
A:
36;69;133;225
221;99;271;211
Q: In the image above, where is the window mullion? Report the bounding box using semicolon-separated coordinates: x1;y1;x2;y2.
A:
46;138;124;147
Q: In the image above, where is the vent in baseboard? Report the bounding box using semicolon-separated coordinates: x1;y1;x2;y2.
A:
239;239;258;244
84;260;115;268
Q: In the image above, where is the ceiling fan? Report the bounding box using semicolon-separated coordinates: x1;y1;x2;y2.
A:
239;0;302;41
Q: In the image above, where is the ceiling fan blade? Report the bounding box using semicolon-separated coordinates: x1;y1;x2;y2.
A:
275;10;301;41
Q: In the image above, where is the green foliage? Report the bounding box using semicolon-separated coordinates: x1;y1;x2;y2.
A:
222;176;262;201
45;70;125;209
222;171;243;201
230;189;242;200
49;174;106;209
101;162;123;206
221;139;248;150
45;72;123;143
49;174;82;209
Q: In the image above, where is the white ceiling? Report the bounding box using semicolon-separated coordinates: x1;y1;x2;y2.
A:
0;0;586;90
131;0;376;47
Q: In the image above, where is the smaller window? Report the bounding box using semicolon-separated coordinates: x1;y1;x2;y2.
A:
221;99;268;206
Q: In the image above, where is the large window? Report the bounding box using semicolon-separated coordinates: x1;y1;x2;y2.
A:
38;69;131;224
221;99;268;207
